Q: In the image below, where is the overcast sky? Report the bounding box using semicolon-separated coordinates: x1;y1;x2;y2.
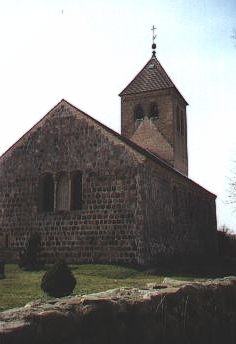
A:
0;0;236;230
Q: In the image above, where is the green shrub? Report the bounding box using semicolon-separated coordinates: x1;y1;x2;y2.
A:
19;232;44;270
217;226;236;259
41;259;76;297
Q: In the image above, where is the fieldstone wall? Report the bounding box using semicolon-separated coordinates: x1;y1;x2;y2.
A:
1;277;236;344
0;102;147;264
140;160;216;262
0;100;216;265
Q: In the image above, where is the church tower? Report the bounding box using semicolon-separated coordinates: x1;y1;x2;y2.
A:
119;35;188;176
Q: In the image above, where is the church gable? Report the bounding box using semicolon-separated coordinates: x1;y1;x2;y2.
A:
0;100;145;170
0;100;151;264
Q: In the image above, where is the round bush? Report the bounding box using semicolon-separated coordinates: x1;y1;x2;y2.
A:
41;259;76;297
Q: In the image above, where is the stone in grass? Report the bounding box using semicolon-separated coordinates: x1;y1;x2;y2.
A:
41;259;76;298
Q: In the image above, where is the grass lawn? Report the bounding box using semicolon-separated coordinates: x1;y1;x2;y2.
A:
0;264;166;312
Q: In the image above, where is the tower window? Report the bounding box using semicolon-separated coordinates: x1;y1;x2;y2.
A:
134;104;144;121
149;102;159;119
71;171;83;210
39;173;54;212
176;106;180;133
177;106;185;136
180;110;184;136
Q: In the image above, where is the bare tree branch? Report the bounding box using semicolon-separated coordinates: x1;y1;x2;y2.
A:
232;29;236;45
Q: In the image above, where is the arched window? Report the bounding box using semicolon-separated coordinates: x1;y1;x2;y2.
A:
71;171;83;210
134;104;144;121
149;102;159;119
39;173;54;212
56;173;70;211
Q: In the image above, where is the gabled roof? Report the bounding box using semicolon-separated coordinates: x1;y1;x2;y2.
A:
130;117;173;162
119;55;188;105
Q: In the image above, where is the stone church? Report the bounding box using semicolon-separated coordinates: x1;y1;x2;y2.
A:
0;49;217;265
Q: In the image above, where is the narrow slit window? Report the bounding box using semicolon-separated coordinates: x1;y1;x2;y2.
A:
39;173;54;212
181;111;184;136
176;106;180;133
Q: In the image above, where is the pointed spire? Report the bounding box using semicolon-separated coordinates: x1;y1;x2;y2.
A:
119;53;188;104
120;56;175;96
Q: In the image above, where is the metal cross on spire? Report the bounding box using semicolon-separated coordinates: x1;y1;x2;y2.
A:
151;25;157;56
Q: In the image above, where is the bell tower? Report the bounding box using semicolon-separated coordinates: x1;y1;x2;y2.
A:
119;28;188;176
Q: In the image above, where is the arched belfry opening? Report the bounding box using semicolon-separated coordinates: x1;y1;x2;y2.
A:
149;102;159;119
134;104;144;121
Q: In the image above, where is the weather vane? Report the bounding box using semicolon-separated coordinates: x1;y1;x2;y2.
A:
151;25;157;56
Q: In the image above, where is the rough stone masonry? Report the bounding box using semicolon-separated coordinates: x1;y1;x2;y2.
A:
1;277;236;344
